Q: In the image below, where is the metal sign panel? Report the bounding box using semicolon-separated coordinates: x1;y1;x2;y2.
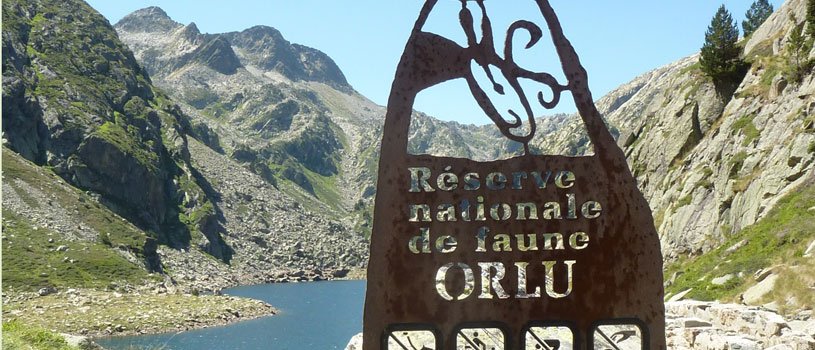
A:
364;1;666;349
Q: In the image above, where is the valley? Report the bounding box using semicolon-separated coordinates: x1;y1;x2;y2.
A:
2;0;815;348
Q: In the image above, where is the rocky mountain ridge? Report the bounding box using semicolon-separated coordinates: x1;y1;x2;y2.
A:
116;7;349;89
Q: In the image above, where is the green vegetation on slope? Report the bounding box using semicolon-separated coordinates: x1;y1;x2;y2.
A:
2;148;154;291
665;176;815;311
2;210;152;290
2;319;80;350
2;148;149;251
3;0;231;262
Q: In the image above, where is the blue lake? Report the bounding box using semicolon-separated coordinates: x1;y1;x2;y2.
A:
95;280;366;350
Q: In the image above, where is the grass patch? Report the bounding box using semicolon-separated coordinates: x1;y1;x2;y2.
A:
671;194;693;214
92;121;159;171
759;57;785;87
679;61;702;76
2;319;80;350
728;151;749;179
2;148;149;251
664;177;815;304
302;168;342;210
653;208;666;230
2;210;151;291
695;167;715;190
770;260;815;315
733;166;763;193
2;148;156;291
731;114;760;147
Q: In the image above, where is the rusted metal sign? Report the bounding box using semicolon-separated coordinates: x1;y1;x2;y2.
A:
364;1;666;349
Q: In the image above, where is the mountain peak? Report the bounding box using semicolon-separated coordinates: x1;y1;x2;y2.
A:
115;6;182;33
191;35;242;75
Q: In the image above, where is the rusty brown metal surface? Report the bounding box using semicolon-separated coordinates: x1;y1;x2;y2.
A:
364;1;666;349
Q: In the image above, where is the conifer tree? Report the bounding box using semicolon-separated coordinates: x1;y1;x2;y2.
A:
787;14;807;69
787;14;813;82
806;0;815;39
742;0;774;37
700;5;746;91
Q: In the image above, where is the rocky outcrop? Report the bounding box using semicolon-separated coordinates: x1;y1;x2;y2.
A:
532;0;815;263
2;0;238;272
344;301;815;350
188;35;242;75
665;301;815;349
159;138;368;290
222;25;349;88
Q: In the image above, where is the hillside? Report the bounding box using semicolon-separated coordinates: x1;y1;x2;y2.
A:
1;0;368;295
599;0;815;311
112;8;542;233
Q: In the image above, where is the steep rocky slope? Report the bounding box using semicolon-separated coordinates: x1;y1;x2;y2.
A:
522;0;815;311
115;8;384;229
600;0;815;295
1;0;223;268
2;0;368;295
573;0;814;266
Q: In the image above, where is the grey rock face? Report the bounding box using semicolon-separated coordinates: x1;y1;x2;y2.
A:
115;6;180;33
569;0;815;262
1;0;222;256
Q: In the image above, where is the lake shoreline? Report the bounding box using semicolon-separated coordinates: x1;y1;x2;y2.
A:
94;280;368;350
2;288;278;338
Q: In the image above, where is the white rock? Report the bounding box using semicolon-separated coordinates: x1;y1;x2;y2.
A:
60;333;102;349
789;320;815;338
712;274;735;285
345;333;363;350
668;288;693;302
804;239;815;257
765;345;795;350
763;301;780;312
743;274;779;304
725;335;759;350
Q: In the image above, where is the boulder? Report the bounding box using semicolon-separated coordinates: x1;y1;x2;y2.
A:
743;274;779;304
668;288;693;302
61;334;103;350
38;287;57;296
711;274;735;285
345;333;363;350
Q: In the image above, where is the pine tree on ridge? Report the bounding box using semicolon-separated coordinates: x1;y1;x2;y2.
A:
742;0;774;37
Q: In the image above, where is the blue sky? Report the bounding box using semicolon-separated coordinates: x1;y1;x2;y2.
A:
87;0;785;125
